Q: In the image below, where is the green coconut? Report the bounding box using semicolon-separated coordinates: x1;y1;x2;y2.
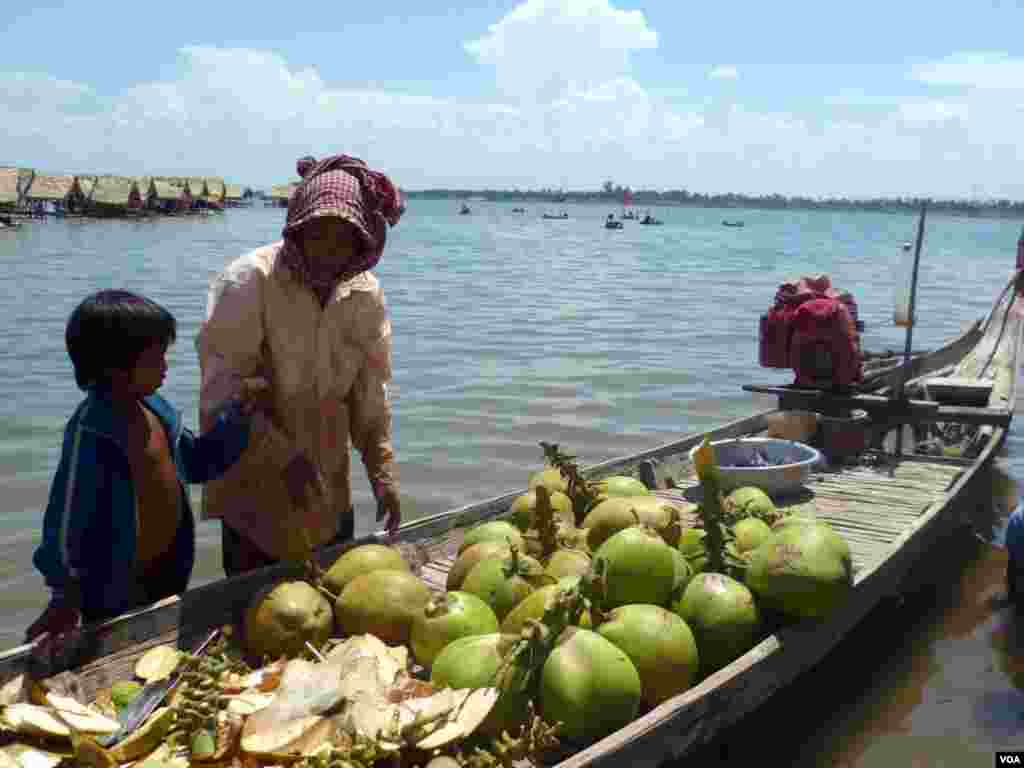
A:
593;527;676;609
678;528;708;573
745;521;853;619
446;540;512;592
732;518;773;555
539;627;642;745
771;514;819;531
669;548;694;601
673;572;762;676
244;580;335;661
462;550;549;620
724;486;779;524
410;591;500;668
594;476;652;499
583;497;680;551
509;489;574;531
333;569;431;645
528;466;569;495
323;544;409;597
543;548;593;581
430;633;531;738
459;521;526;555
596;604;700;706
500;583;592;634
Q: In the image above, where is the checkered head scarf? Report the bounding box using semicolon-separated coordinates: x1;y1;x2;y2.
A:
279;154;405;288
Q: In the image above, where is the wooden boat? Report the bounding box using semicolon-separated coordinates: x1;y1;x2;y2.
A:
543;213;569;220
1;274;1020;766
722;220;745;227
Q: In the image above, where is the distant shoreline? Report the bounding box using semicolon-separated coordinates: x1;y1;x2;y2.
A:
403;191;1024;220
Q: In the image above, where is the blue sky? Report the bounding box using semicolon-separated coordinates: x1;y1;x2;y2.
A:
2;0;1022;198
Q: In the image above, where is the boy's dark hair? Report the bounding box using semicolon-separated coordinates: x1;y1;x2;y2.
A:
66;290;177;390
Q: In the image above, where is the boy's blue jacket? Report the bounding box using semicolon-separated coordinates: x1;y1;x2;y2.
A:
33;387;250;622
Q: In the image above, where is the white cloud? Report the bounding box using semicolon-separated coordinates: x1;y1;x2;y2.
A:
1;16;1023;199
911;51;1024;89
899;100;969;123
709;65;739;80
464;0;657;103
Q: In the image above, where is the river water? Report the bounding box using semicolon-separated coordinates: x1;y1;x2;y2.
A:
0;202;1021;764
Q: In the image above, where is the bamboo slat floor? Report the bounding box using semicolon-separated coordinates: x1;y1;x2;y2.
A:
655;454;965;579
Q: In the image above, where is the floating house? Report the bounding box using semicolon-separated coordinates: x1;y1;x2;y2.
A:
152;177;191;212
86;175;142;216
268;183;298;208
24;174;83;215
0;168;23;212
134;176;155;210
223;183;244;207
204;177;226;202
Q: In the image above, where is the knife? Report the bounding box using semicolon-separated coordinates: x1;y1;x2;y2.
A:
98;628;220;747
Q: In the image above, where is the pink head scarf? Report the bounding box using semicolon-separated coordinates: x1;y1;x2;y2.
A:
279;154;405;287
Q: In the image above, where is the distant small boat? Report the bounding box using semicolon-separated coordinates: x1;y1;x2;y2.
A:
605;220;624;230
542;213;569;220
459;204;471;215
512;207;526;213
640;216;663;226
722;220;745;227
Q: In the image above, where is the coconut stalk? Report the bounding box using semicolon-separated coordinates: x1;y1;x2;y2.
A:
531;486;561;561
691;438;729;574
539;442;600;525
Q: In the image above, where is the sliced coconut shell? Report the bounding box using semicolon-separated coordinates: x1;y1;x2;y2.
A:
324;634;407;686
225;691;275;716
339;686;498;751
0;674;30;707
413;687;499;750
2;744;67;768
108;706;175;763
239;714;330;759
2;703;71;739
44;692;120;735
134;646;182;683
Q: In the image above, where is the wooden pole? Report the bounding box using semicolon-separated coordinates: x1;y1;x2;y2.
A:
894;202;928;456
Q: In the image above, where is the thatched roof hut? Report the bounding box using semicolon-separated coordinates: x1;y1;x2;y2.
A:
76;175;98;200
89;175;141;209
224;183;243;201
270;183;298;201
152;177;190;203
26;175;76;202
204;177;226;201
188;177;208;198
0;168;20;207
135;176;155;206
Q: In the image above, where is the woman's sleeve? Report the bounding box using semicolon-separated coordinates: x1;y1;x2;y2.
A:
347;292;398;497
195;264;296;470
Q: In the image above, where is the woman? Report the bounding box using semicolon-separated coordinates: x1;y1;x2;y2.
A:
196;154;403;575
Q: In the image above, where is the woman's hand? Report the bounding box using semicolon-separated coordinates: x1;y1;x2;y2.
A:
25;599;82;665
376;485;402;538
238;377;274;416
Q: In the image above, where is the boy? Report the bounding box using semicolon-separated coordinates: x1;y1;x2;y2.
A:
26;290;265;650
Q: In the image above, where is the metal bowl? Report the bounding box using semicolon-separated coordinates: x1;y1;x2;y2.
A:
687;437;822;496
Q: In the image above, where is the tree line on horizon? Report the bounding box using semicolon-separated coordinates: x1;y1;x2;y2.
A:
403;181;1024;217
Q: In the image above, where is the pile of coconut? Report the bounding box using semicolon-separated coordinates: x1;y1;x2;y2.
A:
0;439;854;768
